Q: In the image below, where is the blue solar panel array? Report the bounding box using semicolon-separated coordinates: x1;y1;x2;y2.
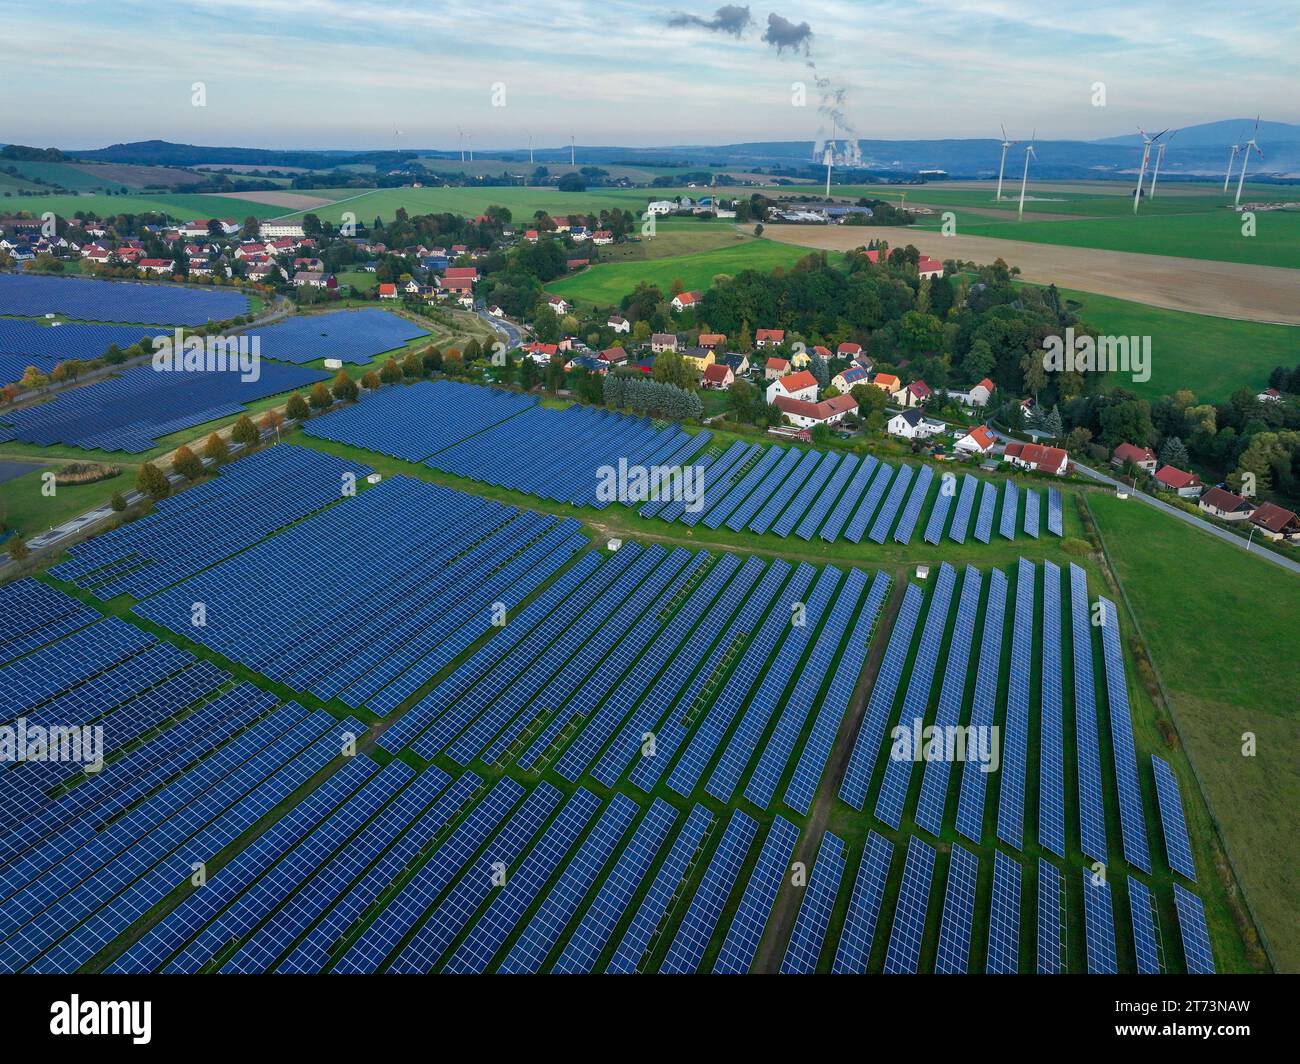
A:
868;463;914;544
1070;563;1109;865
972;481;997;543
250;308;428;364
923;471;957;545
1039;561;1066;857
1036;859;1065;974
996;558;1035;849
1047;487;1064;536
1082;870;1118;974
883;836;936;974
999;481;1019;540
954;568;1008;844
0;361;327;452
0;579;98;665
713;816;800;973
934;843;979;974
0;321;166;384
986;850;1022;973
1173;883;1215;974
831;831;893;974
1098;594;1152;874
1151;756;1196;882
0;273;249;325
948;474;978;543
302;379;537;462
1127;876;1164;974
780;832;846;974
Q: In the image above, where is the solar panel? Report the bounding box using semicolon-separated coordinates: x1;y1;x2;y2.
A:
771;451;842;538
954;568;1007;844
1098;594;1152;873
1039;561;1066;857
1151;756;1196;881
830;831;893;974
996;558;1035;849
660;809;758;974
1127;877;1164;974
913;565;982;837
923;471;957;545
551;798;679;974
250;308;428;365
1081;869;1118;974
986;850;1022;973
972;481;997;543
1070;564;1109;865
795;453;859;540
875;562;958;828
840;583;924;811
726;446;803;531
1023;489;1040;538
780;832;846;974
819;455;878;542
496;793;641;973
702;445;784;529
947;474;979;544
1173;883;1215;974
749;448;822;534
868;463;914;544
1036;859;1065;974
606;804;714;974
1047;487;1064;536
713;816;800;973
999;480;1019;540
892;464;934;544
0;273;249;325
882;836;936;974
843;461;895;543
933;843;979;974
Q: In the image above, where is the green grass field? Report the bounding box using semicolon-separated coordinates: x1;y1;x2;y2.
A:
1089;491;1300;972
546;239;813;308
0;462;128;538
0;192;294;222
1043;286;1300;402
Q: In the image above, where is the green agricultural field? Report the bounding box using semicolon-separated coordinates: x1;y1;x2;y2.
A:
0;192;291;222
582;219;750;265
546;239;814;308
1088;491;1300;972
1040;286;1300;402
0;462;128;538
291;186;662;225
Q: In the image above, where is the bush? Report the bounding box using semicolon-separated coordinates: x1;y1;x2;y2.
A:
53;462;120;486
332;370;359;403
172;445;203;482
361;370;381;390
379;357;402;385
1061;537;1092;557
110;491;128;512
285;393;310;420
308;382;333;410
401;351;423;380
6;536;29;562
136;461;171;500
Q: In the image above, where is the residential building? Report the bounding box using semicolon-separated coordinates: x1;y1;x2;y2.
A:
1249;500;1300;541
1198;487;1255;522
887;408;945;440
954;425;997;456
764;356;789;380
1154;464;1204;498
766;369;819;405
650;333;678;354
773;393;857;429
702;363;734;389
1002;441;1069;475
755;328;785;348
1111;442;1158;474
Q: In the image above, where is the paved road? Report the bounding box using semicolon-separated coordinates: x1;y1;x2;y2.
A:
989;427;1300;576
476;308;524;349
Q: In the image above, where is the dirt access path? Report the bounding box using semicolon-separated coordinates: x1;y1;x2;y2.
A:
764;224;1300;325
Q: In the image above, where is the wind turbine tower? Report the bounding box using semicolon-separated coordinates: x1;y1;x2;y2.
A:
995;125;1016;201
1132;128;1166;213
1223;141;1242;192
824;118;837;199
1234;117;1263;206
1017;134;1036;221
1148;130;1176;199
570;136;575;166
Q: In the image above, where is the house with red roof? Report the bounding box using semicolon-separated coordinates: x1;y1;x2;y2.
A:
1111;442;1158;474
702;363;734;390
766;369;819;405
1153;464;1203;498
872;372;900;395
525;230;539;243
378;282;398;299
774;393;857;429
837;341;863;358
917;255;944;279
901;379;932;408
521;341;560;363
598;346;629;366
138;258;175;275
1249;500;1300;541
1003;441;1069;476
1198;487;1255;522
443;266;478;283
756;329;785;348
955;425;998;456
764;356;790;380
698;332;726;349
592;230;614;245
948;378;995;408
671;290;702;312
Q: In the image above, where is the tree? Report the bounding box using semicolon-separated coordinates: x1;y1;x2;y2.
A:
850;382;887;419
285;393;310;420
727;378;755;420
1043;405;1064;440
172;444;203;482
401;351;423;380
735;320;753;354
260;409;285;435
230;414;260;448
6;537;29;563
361;370;382;390
421;347;443;375
202;432;230;464
332;370;359;402
379;357;402;384
136;461;171;500
1159;435;1190;469
109;491;128;512
308;382;333;410
808;351;830;389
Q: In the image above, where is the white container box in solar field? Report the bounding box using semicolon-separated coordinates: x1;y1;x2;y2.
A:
366;473;382;485
915;564;930;579
324;358;343;370
607;538;623;551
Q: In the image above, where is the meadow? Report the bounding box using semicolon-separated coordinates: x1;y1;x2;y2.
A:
0;191;295;221
1088;491;1300;972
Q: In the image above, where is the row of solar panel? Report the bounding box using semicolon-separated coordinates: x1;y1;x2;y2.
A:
0;273;249;326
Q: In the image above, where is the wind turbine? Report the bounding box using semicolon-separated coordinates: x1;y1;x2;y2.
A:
995;124;1017;202
1234;117;1262;206
1223;141;1242;192
1132;128;1167;213
467;132;474;162
1147;129;1176;199
457;126;465;163
1017;133;1036;221
570;135;576;166
527;130;534;165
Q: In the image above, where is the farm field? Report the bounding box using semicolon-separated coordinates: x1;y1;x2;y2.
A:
0;192;295;222
547;239;813;307
583;219;753;265
277;185;676;224
1088;491;1300;973
1044;286;1300;402
764;225;1300;325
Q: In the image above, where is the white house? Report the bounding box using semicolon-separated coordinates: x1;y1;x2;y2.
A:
947;378;996;408
259;220;306;239
671;290;702;312
607;314;630;334
954;425;998;456
766;369;819;405
774;394;857;429
888;408;945;440
546;296;572;315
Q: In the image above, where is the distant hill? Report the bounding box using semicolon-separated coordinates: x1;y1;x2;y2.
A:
1094;119;1300;147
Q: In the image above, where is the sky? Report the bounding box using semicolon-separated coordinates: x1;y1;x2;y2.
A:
2;0;1296;151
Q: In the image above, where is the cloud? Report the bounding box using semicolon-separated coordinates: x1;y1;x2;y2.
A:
667;5;753;36
762;12;812;54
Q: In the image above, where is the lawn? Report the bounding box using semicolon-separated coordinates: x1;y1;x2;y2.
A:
0;192;293;222
293;186;663;225
546;240;816;308
0;462;128;538
1039;285;1300;402
1088;491;1300;972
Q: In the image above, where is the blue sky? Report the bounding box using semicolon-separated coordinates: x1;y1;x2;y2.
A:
3;0;1296;150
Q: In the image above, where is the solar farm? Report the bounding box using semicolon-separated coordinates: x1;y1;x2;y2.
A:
0;433;1224;976
0;273;249;325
